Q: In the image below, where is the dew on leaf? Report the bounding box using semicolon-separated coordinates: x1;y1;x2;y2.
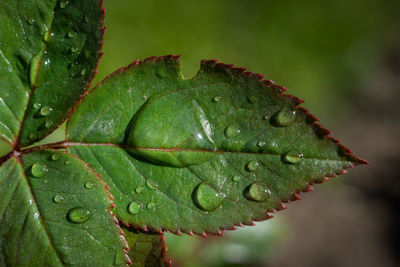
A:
248;96;257;104
31;162;48;178
194;182;224;211
28;133;35;140
146;202;156;210
71;47;77;53
33;102;41;109
232;175;240;182
67;31;76;38
135;186;143;194
51;153;60;161
245;182;271;202
60;0;68;8
224;124;239;138
43;179;49;184
257;141;266;148
84;182;94;189
67;207;91;223
39;106;52;116
127;201;140;215
53;194;64;203
272;107;296;127
282;151;303;164
246;161;259;172
28;18;35;25
45;121;53;128
64;160;70;165
146;180;156;190
80;68;86;76
213;96;222;102
43;31;50;42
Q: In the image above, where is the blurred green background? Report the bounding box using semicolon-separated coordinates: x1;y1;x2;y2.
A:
2;0;399;266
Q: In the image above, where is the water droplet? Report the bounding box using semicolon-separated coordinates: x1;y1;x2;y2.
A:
31;163;48;178
28;18;35;25
224;124;239;138
248;96;257;104
60;1;68;8
213;96;222;102
67;31;76;38
272;107;296;127
194;182;224;211
282;151;303;164
29;133;35;140
39;106;52;116
263;115;269;120
246;161;259;172
67;207;91;223
146;202;156;210
142;95;147;100
71;47;77;53
84;16;90;23
80;68;86;76
127;201;140;215
245;182;271;202
51;153;60;161
53;194;64;203
135;186;143;194
43;31;50;42
64;160;70;165
146;180;156;190
33;103;41;109
43;179;49;184
232;175;240;182
84;182;94;189
257;141;266;148
45;121;53;128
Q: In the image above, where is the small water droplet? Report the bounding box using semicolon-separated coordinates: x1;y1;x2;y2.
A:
45;121;53;128
43;31;50;42
29;133;35;140
67;207;91;223
64;160;70;165
84;16;90;23
43;179;49;184
146;180;156;190
84;182;94;189
245;182;271;202
28;18;35;25
224;124;239;138
146;202;156;210
248;96;257;104
257;141;266;148
272;107;296;127
135;186;143;194
194;182;224;211
31;163;48;178
142;95;147;100
127;201;140;215
232;175;240;182
51;153;60;161
53;194;64;203
67;31;76;38
33;102;41;109
282;151;303;164
71;47;77;53
39;106;52;116
213;96;222;102
80;68;86;76
263;115;269;120
246;161;259;172
60;1;68;8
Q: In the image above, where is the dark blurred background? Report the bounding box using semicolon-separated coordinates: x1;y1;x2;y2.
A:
2;0;399;266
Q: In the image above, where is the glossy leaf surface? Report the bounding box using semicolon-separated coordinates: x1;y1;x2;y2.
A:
66;56;365;234
0;0;104;147
123;227;170;267
0;150;129;266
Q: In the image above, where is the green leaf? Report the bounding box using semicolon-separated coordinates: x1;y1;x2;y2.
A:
0;151;129;266
122;227;170;267
0;0;104;147
66;56;366;235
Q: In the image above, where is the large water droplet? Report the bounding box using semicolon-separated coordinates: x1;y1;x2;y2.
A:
146;202;156;210
53;194;64;203
272;107;296;127
282;151;303;164
39;106;52;116
246;161;259;172
67;207;91;223
245;182;271;202
194;182;224;211
224;124;239;138
127;201;140;215
31;163;48;178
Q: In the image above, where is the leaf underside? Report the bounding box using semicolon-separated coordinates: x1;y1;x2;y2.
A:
66;56;366;235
